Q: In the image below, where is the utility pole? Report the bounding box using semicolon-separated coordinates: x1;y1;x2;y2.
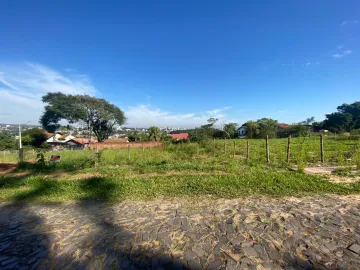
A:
18;121;30;149
18;124;22;149
18;121;30;162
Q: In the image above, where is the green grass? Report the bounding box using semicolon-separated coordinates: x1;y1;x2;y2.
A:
1;138;360;203
1;164;359;203
0;150;36;163
2;135;359;167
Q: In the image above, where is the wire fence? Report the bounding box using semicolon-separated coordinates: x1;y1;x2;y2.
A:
1;135;360;168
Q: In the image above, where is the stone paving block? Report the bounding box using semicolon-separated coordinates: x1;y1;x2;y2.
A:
192;246;207;258
1;196;360;269
230;235;245;246
187;259;201;270
242;247;258;257
207;260;222;270
348;243;360;254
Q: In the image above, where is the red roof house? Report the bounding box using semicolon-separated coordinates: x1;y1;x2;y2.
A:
169;133;189;140
71;138;98;144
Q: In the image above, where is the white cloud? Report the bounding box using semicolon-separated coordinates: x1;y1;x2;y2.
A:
124;104;233;128
306;62;311;66
277;110;288;114
332;50;352;59
0;62;235;128
206;106;232;116
0;62;97;124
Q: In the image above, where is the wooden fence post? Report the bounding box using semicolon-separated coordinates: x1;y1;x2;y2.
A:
224;139;226;154
233;140;236;158
142;143;144;152
213;138;215;157
287;135;291;164
95;145;99;167
266;135;270;164
19;148;24;163
247;140;249;160
320;135;324;164
128;144;130;160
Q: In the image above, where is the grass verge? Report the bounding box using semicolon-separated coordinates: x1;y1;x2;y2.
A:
1;166;359;203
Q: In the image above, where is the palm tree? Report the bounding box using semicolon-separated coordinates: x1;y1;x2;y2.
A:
148;126;161;141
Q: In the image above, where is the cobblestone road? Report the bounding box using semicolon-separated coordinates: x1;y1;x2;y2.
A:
1;195;360;269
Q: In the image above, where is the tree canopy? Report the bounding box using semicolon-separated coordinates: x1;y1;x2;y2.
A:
323;102;360;132
0;132;16;151
40;92;126;142
245;118;278;139
22;128;48;148
147;126;161;141
223;123;238;138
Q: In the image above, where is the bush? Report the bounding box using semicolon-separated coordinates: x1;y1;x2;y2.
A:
22;128;48;148
40;142;51;149
171;139;190;144
0;131;16;151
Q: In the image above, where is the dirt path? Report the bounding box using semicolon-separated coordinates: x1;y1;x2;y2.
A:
1;195;360;269
0;163;17;175
304;166;360;183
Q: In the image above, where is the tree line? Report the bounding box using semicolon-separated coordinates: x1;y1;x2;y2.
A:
1;94;359;151
322;102;360;133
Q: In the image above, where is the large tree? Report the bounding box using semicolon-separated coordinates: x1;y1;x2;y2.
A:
244;121;259;139
40;92;126;142
337;102;360;129
323;102;360;132
257;118;278;138
22;128;48;148
148;126;161;141
324;112;354;133
0;132;16;151
244;118;277;139
223;123;238;138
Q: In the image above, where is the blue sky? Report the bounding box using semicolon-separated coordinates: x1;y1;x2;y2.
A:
0;1;359;128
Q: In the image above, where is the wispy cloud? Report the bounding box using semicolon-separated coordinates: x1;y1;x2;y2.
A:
305;61;320;66
341;20;358;26
332;50;352;59
125;105;233;128
277;110;288;114
0;62;97;124
0;62;236;127
206;106;232;116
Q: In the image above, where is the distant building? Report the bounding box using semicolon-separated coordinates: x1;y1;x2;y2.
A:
277;123;289;129
169;133;189;140
237;125;247;137
46;132;97;150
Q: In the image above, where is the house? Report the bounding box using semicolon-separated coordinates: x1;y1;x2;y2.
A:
169;133;189;140
71;138;98;145
46;132;97;150
277;123;289;130
44;132;54;139
237;125;247;137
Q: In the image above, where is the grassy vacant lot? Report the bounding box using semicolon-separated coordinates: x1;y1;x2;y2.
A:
1;140;360;203
1;135;359;166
